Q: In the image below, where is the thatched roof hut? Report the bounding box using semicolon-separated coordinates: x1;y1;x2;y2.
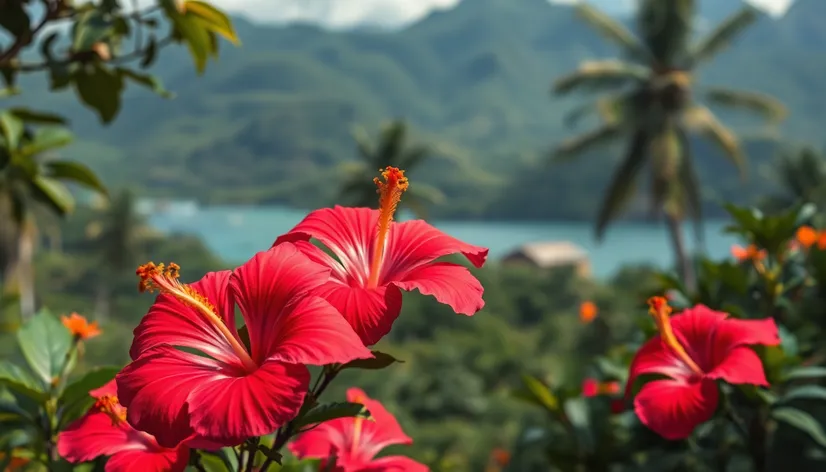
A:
501;241;591;277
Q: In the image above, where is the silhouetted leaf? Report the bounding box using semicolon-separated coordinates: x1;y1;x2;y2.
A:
73;63;125;123
341;351;403;371
292;402;372;430
116;68;173;98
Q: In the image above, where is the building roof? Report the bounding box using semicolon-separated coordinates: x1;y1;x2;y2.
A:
502;241;589;268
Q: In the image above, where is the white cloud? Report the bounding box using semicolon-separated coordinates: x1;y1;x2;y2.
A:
191;0;795;27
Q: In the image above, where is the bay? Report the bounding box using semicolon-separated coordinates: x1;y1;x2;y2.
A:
146;205;739;278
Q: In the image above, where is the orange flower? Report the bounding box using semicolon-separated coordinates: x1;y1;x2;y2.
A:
796;226;818;249
490;448;511;467
0;452;29;471
579;301;598;324
731;244;766;263
61;313;101;340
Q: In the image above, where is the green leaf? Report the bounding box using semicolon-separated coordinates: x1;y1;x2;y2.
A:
783;366;826;382
19;127;74;157
8;108;66;125
115;68;174;98
280;459;323;472
164;2;213;74
44;161;108;196
772;407;826;448
29;176;75;216
777;386;826;405
16;309;73;386
563;397;594;453
0;361;45;400
72;11;113;52
0;3;31;37
184;1;240;44
518;375;559;413
341;351;403;371
0;111;24;150
73;63;125;124
58;366;120;427
140;36;159;68
292;402;372;430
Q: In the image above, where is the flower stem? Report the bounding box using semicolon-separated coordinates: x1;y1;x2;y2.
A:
260;366;342;472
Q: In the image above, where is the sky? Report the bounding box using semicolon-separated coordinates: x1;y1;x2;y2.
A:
201;0;794;29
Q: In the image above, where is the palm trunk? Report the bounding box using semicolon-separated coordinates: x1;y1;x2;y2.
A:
17;222;36;320
94;280;111;322
665;212;696;292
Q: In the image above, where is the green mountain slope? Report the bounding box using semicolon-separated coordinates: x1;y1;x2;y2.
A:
12;0;826;219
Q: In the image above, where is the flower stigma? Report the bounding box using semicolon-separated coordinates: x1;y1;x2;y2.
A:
350;392;368;456
136;262;257;371
647;297;704;376
368;167;409;288
95;395;127;426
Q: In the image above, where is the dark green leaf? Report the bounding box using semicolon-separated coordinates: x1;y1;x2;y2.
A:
73;63;125;123
777;386;826;405
44;161;108;196
563;397;593;453
772;407;826;448
280;459;323;472
29;176;75;216
115;68;173;98
341;351;403;371
292;402;372;430
16;309;73;385
0;3;31;37
8;108;66;125
256;445;282;465
58;366;120;427
783;366;826;382
0;361;45;400
518;375;559;412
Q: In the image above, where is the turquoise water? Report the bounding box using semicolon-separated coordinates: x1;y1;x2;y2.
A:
147;205;738;278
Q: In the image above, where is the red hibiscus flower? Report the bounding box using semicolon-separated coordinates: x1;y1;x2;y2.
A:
273;167;488;345
289;388;427;472
116;244;372;448
627;297;780;440
57;380;190;472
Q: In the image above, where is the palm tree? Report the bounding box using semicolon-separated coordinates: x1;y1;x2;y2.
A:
0;109;107;320
552;0;786;287
761;146;826;214
337;120;445;218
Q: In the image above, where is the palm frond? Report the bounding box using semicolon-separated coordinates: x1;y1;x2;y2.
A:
562;93;632;128
689;6;759;66
377;120;407;166
595;129;650;240
350;125;374;164
703;87;787;123
552;123;625;163
574;4;651;62
682;105;746;176
553;60;648;96
637;0;694;64
400;145;430;171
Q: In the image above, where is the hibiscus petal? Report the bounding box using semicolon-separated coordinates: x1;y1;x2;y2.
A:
393;262;485;316
347;388;412;457
266;295;371;366
117;346;225;448
230;244;331;363
634;378;719;440
311;281;403;347
129;270;241;366
186;360;310;446
385;219;488;277
58;411;146;462
626;336;696;398
105;448;189;472
274;207;377;283
288;420;349;460
360;456;430;472
705;346;769;386
90;379;118;399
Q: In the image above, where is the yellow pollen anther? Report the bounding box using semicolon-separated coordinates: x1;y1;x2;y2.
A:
368;167;409;288
647;297;704;376
96;395;127;426
136;262;257;372
351;395;368;455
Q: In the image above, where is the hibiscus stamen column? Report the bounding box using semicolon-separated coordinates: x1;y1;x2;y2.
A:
367;167;409;288
136;262;258;371
647;296;704;376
